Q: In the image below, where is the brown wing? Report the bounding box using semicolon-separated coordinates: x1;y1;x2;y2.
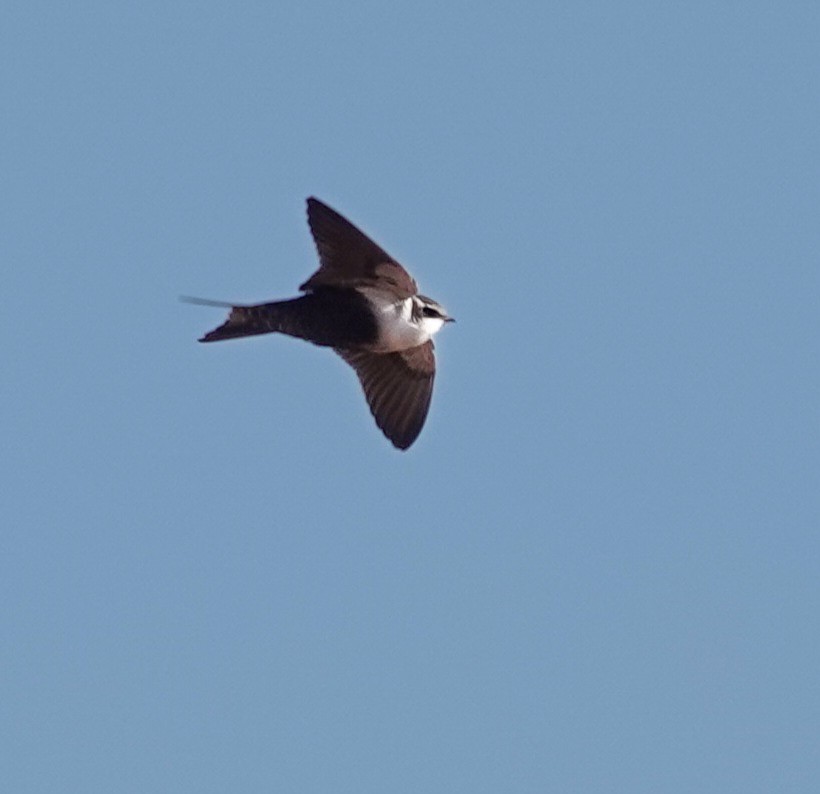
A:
336;341;436;450
300;197;418;298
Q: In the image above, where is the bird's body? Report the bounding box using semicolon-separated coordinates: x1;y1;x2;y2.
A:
192;198;452;449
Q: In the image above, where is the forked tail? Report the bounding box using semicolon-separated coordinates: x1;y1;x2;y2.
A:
182;296;291;343
184;289;377;347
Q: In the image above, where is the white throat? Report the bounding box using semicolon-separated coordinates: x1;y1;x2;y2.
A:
361;293;444;352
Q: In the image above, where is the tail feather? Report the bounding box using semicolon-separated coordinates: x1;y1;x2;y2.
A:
197;303;285;343
185;290;377;347
180;296;237;309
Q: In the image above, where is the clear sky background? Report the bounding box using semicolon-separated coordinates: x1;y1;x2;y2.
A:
3;2;818;791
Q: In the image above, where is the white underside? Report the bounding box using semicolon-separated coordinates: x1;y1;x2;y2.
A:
361;292;445;352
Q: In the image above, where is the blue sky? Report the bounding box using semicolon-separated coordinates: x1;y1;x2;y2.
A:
3;2;818;791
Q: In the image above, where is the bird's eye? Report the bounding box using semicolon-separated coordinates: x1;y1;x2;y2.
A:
422;306;440;318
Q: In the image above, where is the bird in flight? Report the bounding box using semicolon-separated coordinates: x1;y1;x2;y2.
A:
190;197;453;450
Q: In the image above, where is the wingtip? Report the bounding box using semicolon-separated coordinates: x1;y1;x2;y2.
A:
390;435;414;451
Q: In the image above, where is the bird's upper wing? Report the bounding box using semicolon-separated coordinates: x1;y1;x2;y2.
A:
335;341;435;450
300;197;418;299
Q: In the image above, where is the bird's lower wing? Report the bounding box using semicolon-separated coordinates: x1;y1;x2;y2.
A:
335;342;435;450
